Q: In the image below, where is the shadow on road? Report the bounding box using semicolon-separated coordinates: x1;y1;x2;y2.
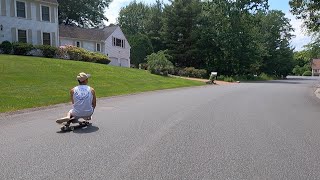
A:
73;125;99;134
56;125;99;134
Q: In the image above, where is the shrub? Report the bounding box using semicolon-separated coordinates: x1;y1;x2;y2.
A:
146;51;174;76
12;42;33;55
224;76;235;82
0;41;13;54
302;70;312;76
82;52;110;64
56;45;110;64
36;45;58;58
139;63;148;70
65;46;85;61
178;67;207;78
56;46;70;59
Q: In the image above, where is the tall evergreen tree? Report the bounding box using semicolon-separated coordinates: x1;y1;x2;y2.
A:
145;0;165;52
162;0;202;68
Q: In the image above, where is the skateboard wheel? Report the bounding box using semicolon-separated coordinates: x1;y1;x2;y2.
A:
61;126;66;131
70;126;75;131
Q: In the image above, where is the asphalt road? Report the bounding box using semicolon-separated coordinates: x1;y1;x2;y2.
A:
1;77;320;180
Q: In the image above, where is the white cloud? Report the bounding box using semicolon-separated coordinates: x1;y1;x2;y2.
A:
286;11;312;51
104;0;130;25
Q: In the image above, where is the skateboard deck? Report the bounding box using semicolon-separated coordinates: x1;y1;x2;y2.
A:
60;121;92;131
57;116;92;131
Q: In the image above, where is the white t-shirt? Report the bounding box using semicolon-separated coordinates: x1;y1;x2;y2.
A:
72;85;93;117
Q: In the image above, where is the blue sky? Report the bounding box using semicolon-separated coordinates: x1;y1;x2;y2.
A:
105;0;311;51
268;0;290;11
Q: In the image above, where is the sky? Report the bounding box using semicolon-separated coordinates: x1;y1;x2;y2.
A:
105;0;312;51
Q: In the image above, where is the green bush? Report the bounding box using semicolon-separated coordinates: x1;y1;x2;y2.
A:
302;70;312;76
82;52;110;64
36;45;58;58
12;42;33;55
56;45;110;65
0;41;13;54
66;46;85;61
224;76;235;82
178;67;207;78
147;51;174;76
139;63;148;70
217;75;225;81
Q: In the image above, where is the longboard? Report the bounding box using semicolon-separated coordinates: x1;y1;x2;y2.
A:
60;121;92;131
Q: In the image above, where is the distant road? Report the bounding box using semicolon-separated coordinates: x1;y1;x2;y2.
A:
1;76;320;179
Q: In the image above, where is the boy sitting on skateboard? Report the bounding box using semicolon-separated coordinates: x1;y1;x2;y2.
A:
56;72;96;124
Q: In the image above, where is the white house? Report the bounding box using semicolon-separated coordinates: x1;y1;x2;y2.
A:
59;24;131;68
0;0;130;67
0;0;59;46
312;59;320;76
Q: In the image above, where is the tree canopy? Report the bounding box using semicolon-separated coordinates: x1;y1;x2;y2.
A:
289;0;320;33
118;0;295;77
58;0;112;27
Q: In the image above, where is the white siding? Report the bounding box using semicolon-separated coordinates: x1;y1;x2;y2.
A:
60;38;74;46
105;27;131;68
60;38;104;53
0;0;59;46
109;57;119;66
83;41;95;52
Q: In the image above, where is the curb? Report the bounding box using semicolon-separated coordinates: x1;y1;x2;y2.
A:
315;88;320;99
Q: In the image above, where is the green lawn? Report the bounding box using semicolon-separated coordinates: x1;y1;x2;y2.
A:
0;55;204;113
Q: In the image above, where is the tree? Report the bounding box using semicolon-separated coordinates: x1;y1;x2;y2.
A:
197;0;269;75
58;0;112;27
162;0;202;68
128;34;154;66
145;0;165;52
259;10;295;77
147;50;174;76
118;1;150;36
289;0;320;33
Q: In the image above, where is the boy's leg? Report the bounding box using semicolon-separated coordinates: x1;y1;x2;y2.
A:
56;110;73;124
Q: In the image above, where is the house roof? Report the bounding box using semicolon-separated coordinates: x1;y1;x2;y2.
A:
59;25;119;42
40;0;58;4
312;59;320;70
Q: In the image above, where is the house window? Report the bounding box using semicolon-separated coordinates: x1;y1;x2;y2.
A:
113;37;125;48
16;1;26;18
43;32;51;45
41;5;50;21
76;41;80;47
18;30;27;43
116;38;122;47
96;43;101;52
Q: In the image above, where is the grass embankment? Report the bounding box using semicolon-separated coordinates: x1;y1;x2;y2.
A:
0;55;203;113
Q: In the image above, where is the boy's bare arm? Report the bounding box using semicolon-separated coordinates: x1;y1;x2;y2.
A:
91;88;96;109
70;88;74;104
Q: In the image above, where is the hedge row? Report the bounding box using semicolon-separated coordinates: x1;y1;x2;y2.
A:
0;41;110;65
174;67;207;79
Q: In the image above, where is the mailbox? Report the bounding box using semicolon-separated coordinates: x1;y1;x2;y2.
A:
209;72;217;83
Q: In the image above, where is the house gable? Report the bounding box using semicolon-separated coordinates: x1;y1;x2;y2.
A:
104;26;131;67
312;59;320;70
106;26;131;49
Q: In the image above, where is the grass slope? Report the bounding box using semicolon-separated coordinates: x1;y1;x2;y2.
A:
0;55;203;113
